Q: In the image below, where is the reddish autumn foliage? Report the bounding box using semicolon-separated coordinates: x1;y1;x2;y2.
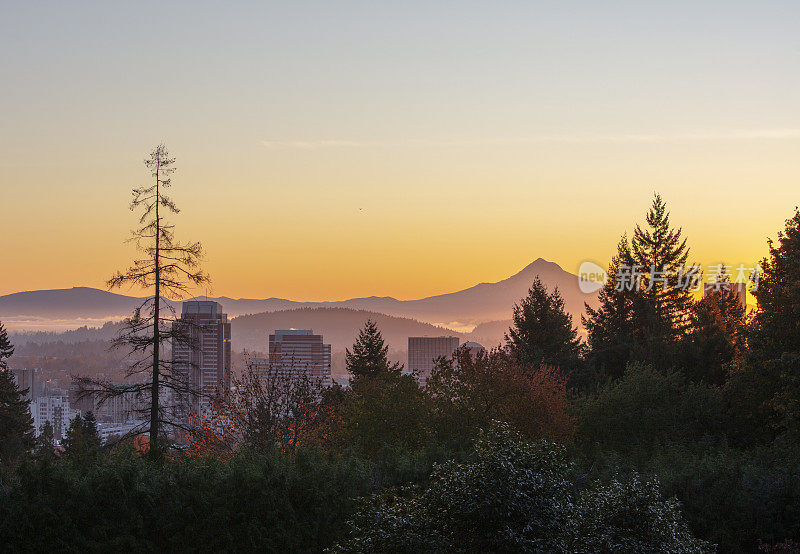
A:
186;358;333;458
133;434;150;455
187;346;573;459
425;346;574;447
186;402;237;460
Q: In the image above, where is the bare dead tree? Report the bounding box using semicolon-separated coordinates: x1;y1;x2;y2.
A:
78;144;209;458
191;353;328;455
240;354;327;452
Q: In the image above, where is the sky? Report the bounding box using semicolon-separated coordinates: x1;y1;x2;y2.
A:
1;1;798;300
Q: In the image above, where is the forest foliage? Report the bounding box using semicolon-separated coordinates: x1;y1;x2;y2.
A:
4;196;800;552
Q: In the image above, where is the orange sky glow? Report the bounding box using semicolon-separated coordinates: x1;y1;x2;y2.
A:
1;3;797;301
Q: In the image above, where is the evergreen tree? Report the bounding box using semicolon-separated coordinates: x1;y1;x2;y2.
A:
82;411;102;451
629;193;694;368
63;414;87;459
83;144;209;460
683;268;746;385
750;208;800;362
505;277;583;373
64;412;100;461
34;421;56;462
340;320;426;458
345;320;402;378
0;321;13;369
583;236;637;379
62;411;102;460
748;208;800;434
0;322;35;466
584;195;695;376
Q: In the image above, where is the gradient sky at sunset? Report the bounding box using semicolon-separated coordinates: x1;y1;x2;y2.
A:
2;2;798;300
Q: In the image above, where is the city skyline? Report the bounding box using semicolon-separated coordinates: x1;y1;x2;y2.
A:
2;2;798;299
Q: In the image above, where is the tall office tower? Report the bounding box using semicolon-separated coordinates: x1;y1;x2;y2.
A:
11;367;39;402
408;336;460;381
171;301;232;418
268;330;331;388
704;281;748;311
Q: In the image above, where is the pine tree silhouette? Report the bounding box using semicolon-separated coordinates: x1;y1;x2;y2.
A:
345;320;402;378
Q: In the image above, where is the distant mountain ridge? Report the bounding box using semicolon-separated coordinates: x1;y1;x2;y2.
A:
0;258;598;332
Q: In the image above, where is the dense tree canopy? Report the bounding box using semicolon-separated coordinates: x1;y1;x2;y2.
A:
574;363;727;462
0;322;35;467
426;346;572;451
684;276;746;385
62;412;102;461
334;423;710;553
506;277;583;373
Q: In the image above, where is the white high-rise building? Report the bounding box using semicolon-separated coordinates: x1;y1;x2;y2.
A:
32;394;79;443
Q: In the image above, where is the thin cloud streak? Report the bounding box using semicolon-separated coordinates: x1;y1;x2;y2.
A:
260;139;366;149
261;129;800;149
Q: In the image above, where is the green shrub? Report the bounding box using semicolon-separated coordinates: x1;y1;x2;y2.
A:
0;447;373;553
334;422;710;553
648;444;800;552
574;363;727;462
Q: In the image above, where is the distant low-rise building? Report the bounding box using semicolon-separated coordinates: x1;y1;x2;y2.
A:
68;380;94;414
97;421;146;444
69;381;147;424
462;341;486;358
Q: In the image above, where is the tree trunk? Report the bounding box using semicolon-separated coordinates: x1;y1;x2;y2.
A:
150;161;161;459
